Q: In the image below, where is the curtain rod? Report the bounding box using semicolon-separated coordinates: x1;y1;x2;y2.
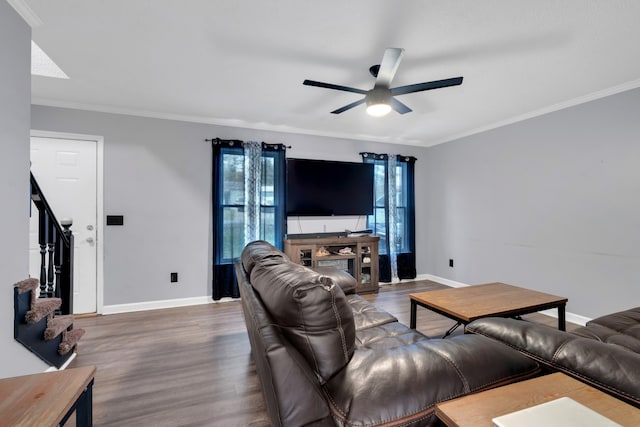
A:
205;138;291;149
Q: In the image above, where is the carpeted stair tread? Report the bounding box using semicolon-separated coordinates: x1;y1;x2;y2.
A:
25;298;61;324
44;315;75;340
15;278;40;306
15;278;39;294
58;328;85;355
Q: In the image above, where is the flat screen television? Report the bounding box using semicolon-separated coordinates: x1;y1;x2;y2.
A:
286;158;374;216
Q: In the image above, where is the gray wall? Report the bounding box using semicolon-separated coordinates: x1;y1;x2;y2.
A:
30;72;640;320
423;87;640;319
0;2;49;377
31;106;422;307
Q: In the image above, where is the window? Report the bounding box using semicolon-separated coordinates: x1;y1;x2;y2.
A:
219;148;244;261
370;161;388;253
394;160;411;254
212;140;286;299
217;148;282;262
362;152;416;281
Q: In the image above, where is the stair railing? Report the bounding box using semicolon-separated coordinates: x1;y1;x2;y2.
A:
30;172;74;315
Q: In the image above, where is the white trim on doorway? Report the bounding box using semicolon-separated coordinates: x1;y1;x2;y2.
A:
30;129;105;315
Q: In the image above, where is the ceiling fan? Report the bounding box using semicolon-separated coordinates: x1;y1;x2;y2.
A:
303;48;463;117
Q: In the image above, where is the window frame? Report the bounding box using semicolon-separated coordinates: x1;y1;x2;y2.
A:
365;156;413;255
215;146;283;264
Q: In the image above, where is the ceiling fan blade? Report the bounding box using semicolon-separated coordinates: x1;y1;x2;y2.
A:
391;77;463;96
389;98;412;114
375;48;404;88
303;79;367;95
331;98;366;114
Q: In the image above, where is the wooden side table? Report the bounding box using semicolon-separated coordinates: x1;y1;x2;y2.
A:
435;372;640;427
0;365;96;426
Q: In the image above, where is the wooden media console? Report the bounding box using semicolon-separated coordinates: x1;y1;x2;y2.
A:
284;235;379;293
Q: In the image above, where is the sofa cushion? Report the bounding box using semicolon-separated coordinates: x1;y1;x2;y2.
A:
572;324;640;353
313;266;357;295
323;334;540;426
581;307;640;352
245;241;356;384
356;321;430;349
588;307;640;333
347;294;398;331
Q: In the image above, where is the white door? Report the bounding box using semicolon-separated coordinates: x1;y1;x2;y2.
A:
30;137;98;314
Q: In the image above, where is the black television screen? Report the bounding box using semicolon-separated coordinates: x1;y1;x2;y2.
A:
286;158;374;216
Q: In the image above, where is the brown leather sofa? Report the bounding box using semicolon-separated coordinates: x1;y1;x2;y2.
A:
235;241;541;427
467;308;640;408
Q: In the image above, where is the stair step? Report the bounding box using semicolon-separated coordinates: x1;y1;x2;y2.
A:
14;278;39;294
58;328;85;355
44;315;74;340
15;278;40;306
25;298;61;324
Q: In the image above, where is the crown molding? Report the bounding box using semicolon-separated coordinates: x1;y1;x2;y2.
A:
33;77;640;149
7;0;42;27
31;97;426;147
430;78;640;147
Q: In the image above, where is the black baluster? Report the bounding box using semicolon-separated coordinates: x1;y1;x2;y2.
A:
54;228;64;316
54;235;63;300
60;218;74;315
47;225;55;298
38;209;48;298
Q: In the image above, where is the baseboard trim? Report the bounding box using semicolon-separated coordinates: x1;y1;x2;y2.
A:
407;274;591;326
381;274;469;287
417;274;470;288
538;309;590;327
102;296;213;315
101;277;593;326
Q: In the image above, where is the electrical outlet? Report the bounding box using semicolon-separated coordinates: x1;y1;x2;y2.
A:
449;259;454;268
170;272;178;283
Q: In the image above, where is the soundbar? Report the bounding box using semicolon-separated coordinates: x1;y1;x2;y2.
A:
286;231;348;240
346;229;373;235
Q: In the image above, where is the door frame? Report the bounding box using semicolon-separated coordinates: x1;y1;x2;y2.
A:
30;129;105;314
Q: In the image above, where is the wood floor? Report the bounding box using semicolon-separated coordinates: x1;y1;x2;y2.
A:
68;280;576;426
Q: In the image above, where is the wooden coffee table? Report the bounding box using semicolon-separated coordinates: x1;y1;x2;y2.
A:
410;282;567;336
435;372;640;427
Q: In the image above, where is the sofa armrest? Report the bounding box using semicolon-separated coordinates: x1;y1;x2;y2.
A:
235;259;335;427
467;317;640;408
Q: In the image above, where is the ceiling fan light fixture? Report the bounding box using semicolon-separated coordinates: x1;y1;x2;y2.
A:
366;102;391;117
366;87;392;117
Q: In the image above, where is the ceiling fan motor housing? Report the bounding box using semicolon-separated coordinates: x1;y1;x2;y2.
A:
367;87;391;107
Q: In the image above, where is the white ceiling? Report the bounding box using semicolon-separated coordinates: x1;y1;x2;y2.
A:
23;0;640;147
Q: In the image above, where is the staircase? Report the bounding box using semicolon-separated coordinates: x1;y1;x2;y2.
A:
14;278;85;368
13;173;85;368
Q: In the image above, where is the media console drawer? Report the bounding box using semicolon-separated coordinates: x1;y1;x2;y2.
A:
284;235;379;294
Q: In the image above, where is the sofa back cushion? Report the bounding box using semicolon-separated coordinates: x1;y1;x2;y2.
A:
243;241;356;383
241;240;289;275
467;317;640;408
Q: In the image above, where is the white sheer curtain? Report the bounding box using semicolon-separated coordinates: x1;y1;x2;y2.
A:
243;141;262;244
387;154;399;281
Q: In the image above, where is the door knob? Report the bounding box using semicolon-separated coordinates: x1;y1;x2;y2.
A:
86;237;95;244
